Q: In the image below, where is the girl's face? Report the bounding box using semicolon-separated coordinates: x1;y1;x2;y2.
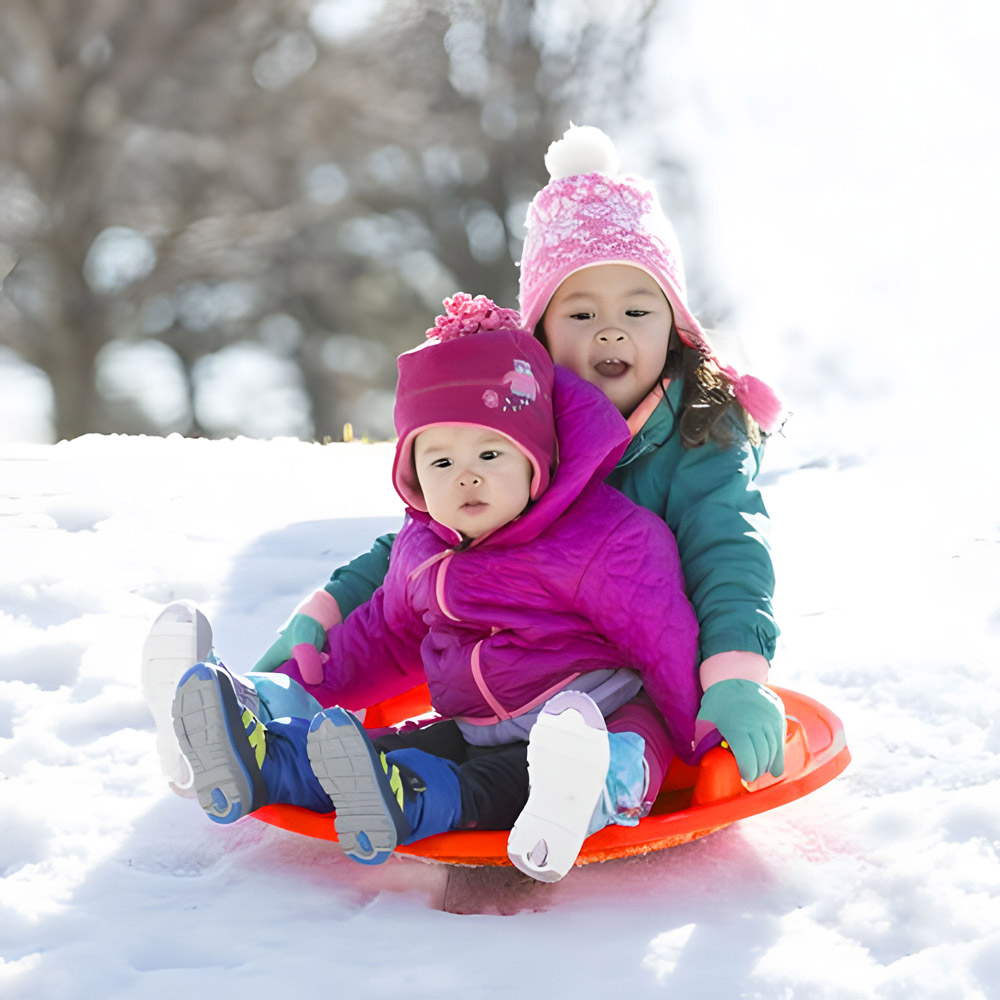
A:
414;425;533;540
541;264;673;416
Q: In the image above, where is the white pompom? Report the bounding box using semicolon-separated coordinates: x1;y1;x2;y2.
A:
543;124;620;180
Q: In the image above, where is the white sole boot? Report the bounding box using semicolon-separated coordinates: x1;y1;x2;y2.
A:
507;691;610;882
141;601;213;795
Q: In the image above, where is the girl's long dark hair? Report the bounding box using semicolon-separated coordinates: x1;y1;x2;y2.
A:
660;326;760;450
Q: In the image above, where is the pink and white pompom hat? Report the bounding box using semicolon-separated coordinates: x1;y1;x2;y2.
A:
518;124;783;432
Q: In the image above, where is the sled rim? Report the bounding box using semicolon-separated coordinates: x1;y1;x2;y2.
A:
253;685;851;866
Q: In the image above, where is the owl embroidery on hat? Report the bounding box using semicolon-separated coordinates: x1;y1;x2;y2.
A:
502;359;539;411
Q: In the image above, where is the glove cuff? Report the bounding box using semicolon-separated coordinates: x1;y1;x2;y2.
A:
700;650;769;692
294;589;342;630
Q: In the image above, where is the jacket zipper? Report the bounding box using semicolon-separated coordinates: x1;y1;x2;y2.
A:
435;554;584;723
435;553;511;717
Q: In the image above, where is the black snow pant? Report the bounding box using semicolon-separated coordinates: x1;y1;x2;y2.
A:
374;720;529;831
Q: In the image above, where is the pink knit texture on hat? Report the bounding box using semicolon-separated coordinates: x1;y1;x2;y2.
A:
518;125;783;432
426;292;522;342
519;171;694;338
393;296;555;511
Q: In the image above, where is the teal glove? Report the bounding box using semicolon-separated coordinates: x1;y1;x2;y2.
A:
253;613;327;674
697;679;786;782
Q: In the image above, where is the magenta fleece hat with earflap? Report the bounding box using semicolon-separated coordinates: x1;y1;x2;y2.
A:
518;125;783;433
392;294;556;512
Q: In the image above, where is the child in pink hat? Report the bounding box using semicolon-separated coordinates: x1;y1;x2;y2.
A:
168;296;719;881
512;125;785;762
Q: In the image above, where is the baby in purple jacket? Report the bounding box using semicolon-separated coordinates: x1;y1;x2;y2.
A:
172;297;711;881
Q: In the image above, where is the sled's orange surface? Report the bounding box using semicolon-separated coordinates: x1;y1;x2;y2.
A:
254;685;851;867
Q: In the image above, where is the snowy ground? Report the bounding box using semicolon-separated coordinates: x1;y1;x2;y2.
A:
3;3;1000;996
0;426;997;999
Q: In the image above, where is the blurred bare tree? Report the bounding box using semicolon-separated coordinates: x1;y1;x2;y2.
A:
0;0;668;441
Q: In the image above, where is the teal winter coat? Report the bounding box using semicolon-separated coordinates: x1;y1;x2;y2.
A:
603;379;777;663
322;376;778;665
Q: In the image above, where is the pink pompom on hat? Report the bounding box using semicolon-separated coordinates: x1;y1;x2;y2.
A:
518;125;783;433
392;294;556;511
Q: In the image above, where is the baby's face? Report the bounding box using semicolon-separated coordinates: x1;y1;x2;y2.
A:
542;264;673;416
414;425;534;540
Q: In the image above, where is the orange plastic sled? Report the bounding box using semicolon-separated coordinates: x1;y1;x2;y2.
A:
254;684;851;867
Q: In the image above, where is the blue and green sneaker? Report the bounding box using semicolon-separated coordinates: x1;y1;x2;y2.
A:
172;662;270;824
306;708;417;865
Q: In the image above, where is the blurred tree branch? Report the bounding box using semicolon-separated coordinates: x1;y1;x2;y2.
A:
0;0;673;441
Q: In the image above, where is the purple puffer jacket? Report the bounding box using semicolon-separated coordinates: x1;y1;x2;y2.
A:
288;368;704;763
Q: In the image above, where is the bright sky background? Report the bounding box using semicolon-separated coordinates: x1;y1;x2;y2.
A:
2;1;997;447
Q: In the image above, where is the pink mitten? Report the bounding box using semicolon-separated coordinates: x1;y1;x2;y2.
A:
292;642;328;685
